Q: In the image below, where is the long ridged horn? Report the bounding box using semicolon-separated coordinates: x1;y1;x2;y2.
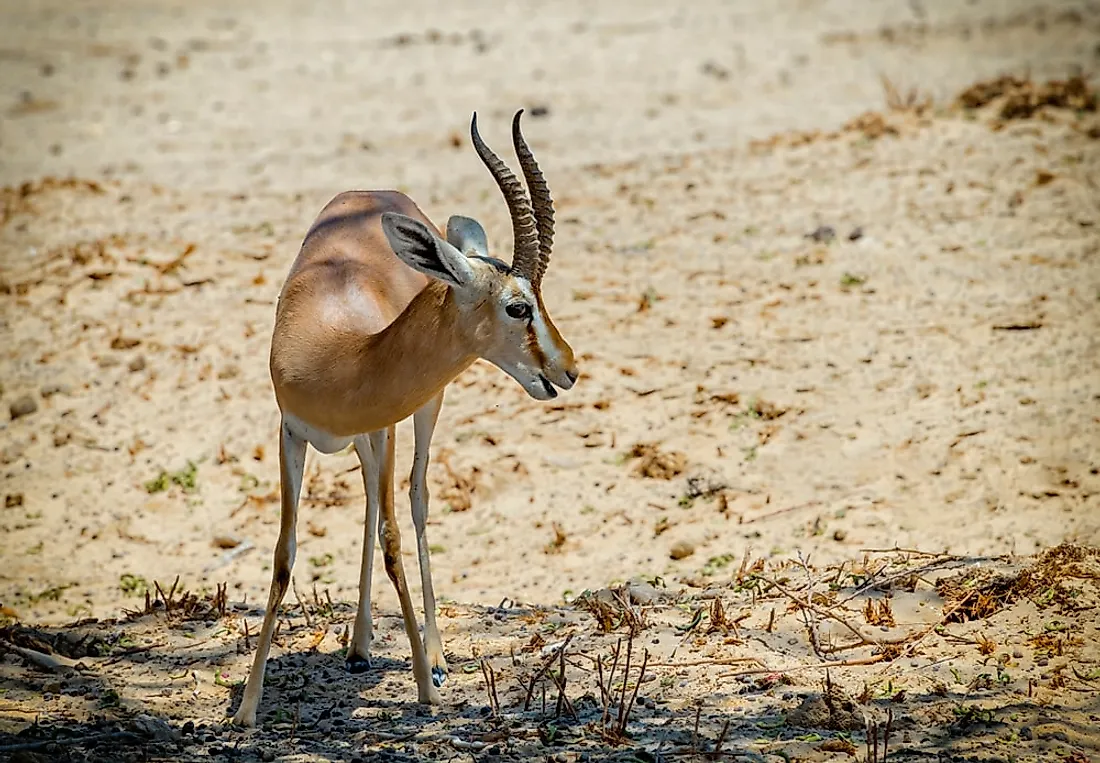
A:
511;109;554;289
469;112;539;281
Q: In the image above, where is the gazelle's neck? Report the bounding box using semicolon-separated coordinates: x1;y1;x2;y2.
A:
344;281;478;434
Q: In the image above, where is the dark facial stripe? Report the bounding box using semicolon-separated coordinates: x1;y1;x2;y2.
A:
526;322;546;368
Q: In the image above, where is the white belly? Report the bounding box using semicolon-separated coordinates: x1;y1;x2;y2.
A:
284;412;355;454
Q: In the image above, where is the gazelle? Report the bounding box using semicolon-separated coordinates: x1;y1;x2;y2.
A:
231;111;577;727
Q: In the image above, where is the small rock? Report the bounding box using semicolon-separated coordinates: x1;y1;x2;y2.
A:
43;680;62;694
40;383;71;398
832;529;847;541
10;395;37;420
624;578;665;605
129;713;179;742
261;751;276;763
181;720;195;735
805;225;836;244
529;105;551;118
128;355;147;373
1020;726;1034;740
1013;649;1023;659
848;226;864;241
669;540;695;560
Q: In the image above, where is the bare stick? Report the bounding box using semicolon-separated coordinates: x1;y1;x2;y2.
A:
0;732;140;754
692;704;701;751
523;633;573;711
713;718;730;757
884;708;893;762
620;648;649;737
616;632;634;733
292;577;313;628
717;654;887;680
649;657;761;668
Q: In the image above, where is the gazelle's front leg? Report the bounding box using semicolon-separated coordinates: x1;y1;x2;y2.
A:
410;392;448;687
375;425;441;705
232;419;307;727
346;433;382;672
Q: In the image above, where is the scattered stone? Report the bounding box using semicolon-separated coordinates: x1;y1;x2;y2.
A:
788;686;864;730
833;529;847;541
129;355;147;372
622;577;670;605
805;225;836;244
129;713;180;742
670;540;695;560
0;442;26;464
848;226;864;241
40;383;71;398
10;395;37;420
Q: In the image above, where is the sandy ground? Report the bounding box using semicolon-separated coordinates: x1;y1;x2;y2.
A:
1;0;1099;760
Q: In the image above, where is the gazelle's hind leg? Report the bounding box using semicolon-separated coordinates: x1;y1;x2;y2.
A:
375;425;441;705
409;392;448;687
232;419;307;727
346;433;382;672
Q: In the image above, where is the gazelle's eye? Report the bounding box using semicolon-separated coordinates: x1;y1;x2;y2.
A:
505;302;532;321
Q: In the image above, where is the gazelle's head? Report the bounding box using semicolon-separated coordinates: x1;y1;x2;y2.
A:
381;110;577;400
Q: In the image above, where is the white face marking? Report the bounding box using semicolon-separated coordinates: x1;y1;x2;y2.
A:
511;280;553;362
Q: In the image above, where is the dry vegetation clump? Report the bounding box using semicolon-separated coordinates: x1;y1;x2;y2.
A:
0;623;113;661
437;451;481;512
936;543;1099;623
574;582;655;634
0;176;106;227
624;441;686;479
121;577;229;622
955;73;1098;119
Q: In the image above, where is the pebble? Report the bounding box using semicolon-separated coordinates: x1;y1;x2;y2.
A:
9;395;37;420
129;355;147;372
805;225;836;243
669;540;695;560
40;383;70;398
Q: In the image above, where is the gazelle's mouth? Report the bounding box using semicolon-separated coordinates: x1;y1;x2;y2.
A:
537;374;558;399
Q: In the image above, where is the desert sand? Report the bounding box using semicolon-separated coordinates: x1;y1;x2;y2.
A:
1;0;1099;761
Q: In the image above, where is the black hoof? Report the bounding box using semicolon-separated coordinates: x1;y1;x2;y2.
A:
432;666;446;688
346;654;372;674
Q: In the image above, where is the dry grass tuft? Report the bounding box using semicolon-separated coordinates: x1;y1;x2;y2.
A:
576;586;649;634
956;74;1097;119
437;451;480;512
881;75;933;115
862;597;896;627
936;544;1099;623
123;577;228;622
625;442;687;480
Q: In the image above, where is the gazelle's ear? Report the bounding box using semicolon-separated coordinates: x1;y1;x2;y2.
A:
381;212;474;288
446;215;489;258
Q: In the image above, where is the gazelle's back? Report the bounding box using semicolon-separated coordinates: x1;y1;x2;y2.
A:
270;191;439;403
278;190;436;337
